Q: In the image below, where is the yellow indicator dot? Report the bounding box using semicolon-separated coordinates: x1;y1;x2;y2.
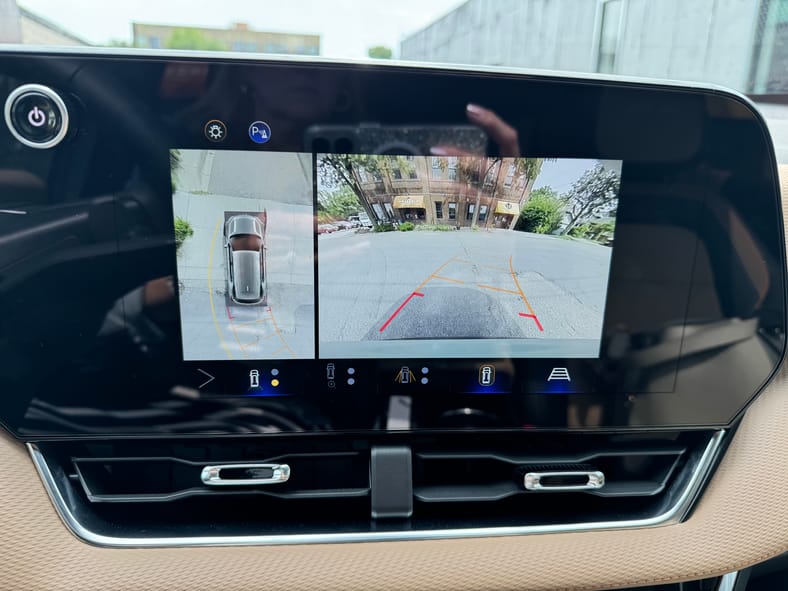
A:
271;379;280;387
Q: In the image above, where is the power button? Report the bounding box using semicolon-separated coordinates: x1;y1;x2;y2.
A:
4;84;69;149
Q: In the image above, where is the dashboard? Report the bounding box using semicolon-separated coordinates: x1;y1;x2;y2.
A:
0;48;786;591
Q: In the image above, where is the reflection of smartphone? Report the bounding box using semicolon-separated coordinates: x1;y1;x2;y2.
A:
305;124;488;155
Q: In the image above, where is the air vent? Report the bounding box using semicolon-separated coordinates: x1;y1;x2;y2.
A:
413;443;685;503
30;430;724;546
73;452;369;502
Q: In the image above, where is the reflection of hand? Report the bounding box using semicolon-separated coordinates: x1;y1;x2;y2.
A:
432;103;520;157
143;276;175;309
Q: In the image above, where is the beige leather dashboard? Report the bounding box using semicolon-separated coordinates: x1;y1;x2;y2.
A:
0;171;787;590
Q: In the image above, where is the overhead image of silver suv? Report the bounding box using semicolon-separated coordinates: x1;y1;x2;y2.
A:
171;149;315;361
224;213;267;305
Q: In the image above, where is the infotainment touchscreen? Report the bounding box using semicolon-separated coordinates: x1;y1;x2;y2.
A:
317;155;621;359
0;51;783;436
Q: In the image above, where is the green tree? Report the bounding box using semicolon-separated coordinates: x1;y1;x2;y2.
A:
516;187;563;234
318;154;414;223
561;164;621;234
317;185;363;220
568;219;616;245
368;45;393;59
165;28;225;51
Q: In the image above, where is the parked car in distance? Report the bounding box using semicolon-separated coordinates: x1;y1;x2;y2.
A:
224;213;267;305
349;213;373;228
318;223;339;234
334;220;354;230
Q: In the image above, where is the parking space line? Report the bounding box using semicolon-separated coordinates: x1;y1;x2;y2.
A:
414;258;455;292
431;274;464;284
268;308;297;357
227;306;249;358
207;218;234;360
477;284;520;295
509;255;544;332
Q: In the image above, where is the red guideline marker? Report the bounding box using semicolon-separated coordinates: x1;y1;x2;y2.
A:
379;292;424;332
226;307;234;321
518;312;544;332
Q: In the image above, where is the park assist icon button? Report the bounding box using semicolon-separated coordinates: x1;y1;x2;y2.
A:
4;84;69;149
248;120;271;144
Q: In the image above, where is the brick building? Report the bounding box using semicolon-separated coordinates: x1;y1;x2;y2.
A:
356;156;540;230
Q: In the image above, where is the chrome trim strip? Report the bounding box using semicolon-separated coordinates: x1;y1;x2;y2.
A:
717;571;739;591
201;463;290;486
3;83;69;149
27;430;724;548
524;470;605;491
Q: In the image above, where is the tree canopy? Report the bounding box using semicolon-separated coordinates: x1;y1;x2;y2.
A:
165;28;225;51
318;154;414;222
317;185;363;221
367;45;393;59
561;164;620;234
516;187;563;234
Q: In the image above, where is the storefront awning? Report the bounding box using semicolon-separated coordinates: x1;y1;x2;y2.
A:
392;195;425;209
494;200;520;215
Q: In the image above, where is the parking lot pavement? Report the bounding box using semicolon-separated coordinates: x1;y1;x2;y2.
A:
318;229;612;358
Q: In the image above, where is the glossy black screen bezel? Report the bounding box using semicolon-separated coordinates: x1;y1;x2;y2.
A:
0;49;784;439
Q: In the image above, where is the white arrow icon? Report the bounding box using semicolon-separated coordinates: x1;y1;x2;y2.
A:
197;368;215;389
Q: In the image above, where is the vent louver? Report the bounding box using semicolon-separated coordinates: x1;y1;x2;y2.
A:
30;430;724;546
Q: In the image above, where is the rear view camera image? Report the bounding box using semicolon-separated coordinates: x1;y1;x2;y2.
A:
171;150;315;360
318;154;622;358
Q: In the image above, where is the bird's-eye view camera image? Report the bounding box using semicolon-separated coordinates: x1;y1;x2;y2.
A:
171;149;315;360
317;154;622;359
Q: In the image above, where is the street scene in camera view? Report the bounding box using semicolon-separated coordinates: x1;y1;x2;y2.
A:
317;154;622;359
172;150;315;360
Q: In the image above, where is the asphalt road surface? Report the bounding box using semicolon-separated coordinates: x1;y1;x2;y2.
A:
318;229;612;359
174;191;314;361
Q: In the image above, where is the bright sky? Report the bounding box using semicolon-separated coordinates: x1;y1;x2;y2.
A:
18;0;464;58
532;159;598;195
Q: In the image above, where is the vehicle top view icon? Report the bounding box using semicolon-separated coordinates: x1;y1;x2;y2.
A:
224;213;267;305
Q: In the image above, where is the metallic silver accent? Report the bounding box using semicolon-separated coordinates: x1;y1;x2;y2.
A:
3;83;69;149
201;463;290;486
524;470;605;491
717;571;740;591
26;430;724;548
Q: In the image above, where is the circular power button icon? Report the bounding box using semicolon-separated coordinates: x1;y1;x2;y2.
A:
28;107;47;128
4;84;69;149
